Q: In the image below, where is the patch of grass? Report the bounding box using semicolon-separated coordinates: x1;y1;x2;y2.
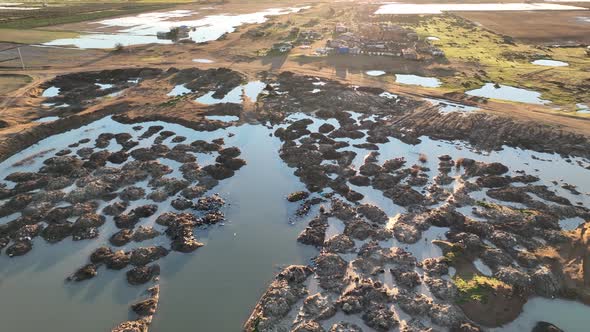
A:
516;208;536;216
409;15;590;110
158;95;186;107
454;275;509;303
0;28;78;44
475;200;496;209
442;243;464;264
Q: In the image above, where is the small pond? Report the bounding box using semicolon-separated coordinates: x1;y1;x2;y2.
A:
466;83;550;105
167;84;192;97
531;59;569;67
365;70;386;77
395;74;441;88
42;86;60;98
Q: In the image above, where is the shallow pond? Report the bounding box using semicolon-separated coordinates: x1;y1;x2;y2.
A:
532;59;569;67
44;7;309;49
466;83;550;105
395;74;441;88
167;84;192;97
42;86;60;98
365;70;386;77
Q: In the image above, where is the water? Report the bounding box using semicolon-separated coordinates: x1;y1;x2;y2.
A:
577;104;590;114
42;86;60;97
192;58;214;63
95;83;114;90
365;70;386;77
195;81;266;105
380;92;399;100
0;116;317;332
491;298;590;332
1;110;589;331
395;74;441;88
44;7;309;49
375;3;587;15
531;59;569;67
167;84;192;97
42;103;70;109
473;258;493;276
559;217;585;231
466;83;550;105
150;124;317;332
34;116;60;123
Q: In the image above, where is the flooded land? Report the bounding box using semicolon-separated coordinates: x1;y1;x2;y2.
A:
0;1;589;332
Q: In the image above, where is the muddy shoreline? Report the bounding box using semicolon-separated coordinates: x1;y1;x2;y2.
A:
2;68;590;164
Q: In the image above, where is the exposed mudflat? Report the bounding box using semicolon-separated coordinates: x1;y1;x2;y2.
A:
0;67;589;332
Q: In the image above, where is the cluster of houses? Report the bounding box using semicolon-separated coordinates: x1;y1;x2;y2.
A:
321;22;444;59
271;28;324;53
268;21;445;60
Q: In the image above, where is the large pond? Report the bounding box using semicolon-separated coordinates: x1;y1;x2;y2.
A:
44;7;309;49
0;117;317;332
0;107;589;331
466;83;550;105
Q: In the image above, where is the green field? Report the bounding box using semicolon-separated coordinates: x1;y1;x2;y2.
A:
0;2;177;29
409;15;590;110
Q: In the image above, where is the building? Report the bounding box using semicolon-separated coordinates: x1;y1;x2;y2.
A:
337;47;350;55
271;42;293;53
335;23;348;33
